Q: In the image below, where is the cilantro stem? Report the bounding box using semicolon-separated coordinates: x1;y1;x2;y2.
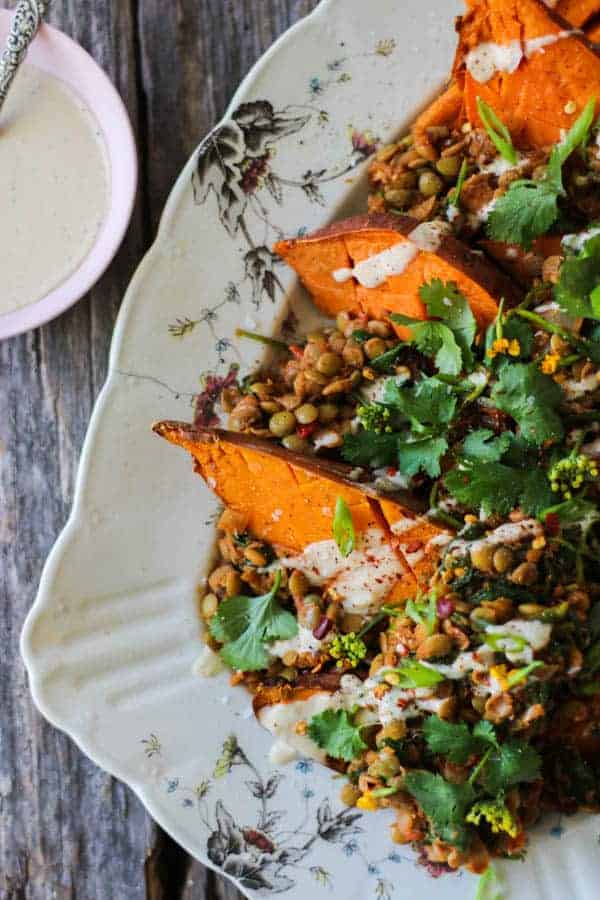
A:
235;328;289;351
558;353;582;369
464;369;490;404
468;746;493;786
371;786;400;798
428;508;463;530
514;309;597;359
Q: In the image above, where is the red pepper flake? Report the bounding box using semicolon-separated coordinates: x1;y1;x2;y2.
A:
387;467;398;476
289;344;304;359
544;512;561;536
405;540;424;554
297;422;318;440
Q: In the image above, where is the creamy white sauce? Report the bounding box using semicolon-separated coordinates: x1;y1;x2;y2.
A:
1;64;109;316
373;467;412;493
480;154;525;178
466;32;577;84
270;625;328;660
562;227;600;253
332;241;418;289
446;203;460;224
279;527;407;616
486;619;552;665
524;31;579;57
192;645;225;677
408;221;450;253
450;519;542;559
422;646;497;681
257;692;340;763
561;374;600;400
465;40;523;83
268;739;300;765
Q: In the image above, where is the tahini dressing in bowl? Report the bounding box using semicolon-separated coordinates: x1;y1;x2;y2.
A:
0;63;109;316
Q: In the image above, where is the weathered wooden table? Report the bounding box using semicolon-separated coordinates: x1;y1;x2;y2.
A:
0;2;318;897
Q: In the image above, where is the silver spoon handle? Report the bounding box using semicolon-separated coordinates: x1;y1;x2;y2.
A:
0;0;48;110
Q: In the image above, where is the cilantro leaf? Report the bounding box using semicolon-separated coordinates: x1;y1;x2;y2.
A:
555;233;600;321
491;361;564;445
472;720;498;746
405;591;438;635
445;460;554;517
210;571;297;671
390;318;463;376
487;100;595;250
463;429;512;462
333;497;355;558
397;435;448;478
419;279;477;369
384;376;457;430
487;180;560;250
480;741;542;795
444;460;519;517
422;717;484;764
341;431;398;467
307;708;367;762
404;771;476;849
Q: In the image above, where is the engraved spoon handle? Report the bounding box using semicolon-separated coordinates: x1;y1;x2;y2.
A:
0;0;48;112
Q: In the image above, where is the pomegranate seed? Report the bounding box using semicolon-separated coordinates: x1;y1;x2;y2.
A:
313;616;333;640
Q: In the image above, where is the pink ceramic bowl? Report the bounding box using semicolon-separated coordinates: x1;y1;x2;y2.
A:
0;11;137;340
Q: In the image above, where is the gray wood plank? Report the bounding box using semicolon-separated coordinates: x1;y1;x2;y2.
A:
0;1;319;898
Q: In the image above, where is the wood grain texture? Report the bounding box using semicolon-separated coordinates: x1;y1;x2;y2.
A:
0;1;319;898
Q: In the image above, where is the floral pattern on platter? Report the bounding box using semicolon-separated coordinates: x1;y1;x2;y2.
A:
166;38;391;350
141;732;424;897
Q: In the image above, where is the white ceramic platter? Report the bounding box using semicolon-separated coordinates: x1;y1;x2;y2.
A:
21;1;600;897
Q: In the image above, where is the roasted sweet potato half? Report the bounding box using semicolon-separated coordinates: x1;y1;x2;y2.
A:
153;423;451;592
556;0;600;28
274;213;521;332
456;0;600;148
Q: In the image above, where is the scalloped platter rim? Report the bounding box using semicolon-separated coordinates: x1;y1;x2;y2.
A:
21;1;600;898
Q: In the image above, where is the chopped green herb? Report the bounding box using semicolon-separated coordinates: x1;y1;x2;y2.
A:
404;771;476;849
383;375;457;431
422;716;488;764
476;97;517;165
445;460;555;518
463;429;512;462
420;279;477;369
405;591;438;635
397;435;449;478
333;497;355;558
383;660;445;689
506;661;544;688
449;157;469;208
341;431;398;467
487;99;595;248
390;316;463;376
308;709;367;762
490;361;564;445
555;233;600;321
210;571;297;671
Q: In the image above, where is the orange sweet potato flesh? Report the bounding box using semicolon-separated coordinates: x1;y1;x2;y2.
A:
275;214;521;333
588;20;600;42
556;0;600;28
378;499;452;588
153;423;451;593
456;0;600;148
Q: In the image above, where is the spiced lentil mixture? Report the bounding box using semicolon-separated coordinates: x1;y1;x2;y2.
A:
169;90;600;879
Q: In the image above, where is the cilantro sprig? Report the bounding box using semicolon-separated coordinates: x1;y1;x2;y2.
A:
487;98;596;248
490;360;564;446
390;280;476;376
444;459;555;517
555;232;600;321
209;571;298;671
404;771;476;849
308;708;367;762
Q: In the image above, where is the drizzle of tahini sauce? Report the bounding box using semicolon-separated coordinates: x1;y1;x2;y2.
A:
332;221;450;289
333;241;417;289
466;32;578;83
1;64;109;316
278;527;407;616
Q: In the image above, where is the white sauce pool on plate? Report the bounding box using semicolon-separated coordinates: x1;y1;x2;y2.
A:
1;64;110;316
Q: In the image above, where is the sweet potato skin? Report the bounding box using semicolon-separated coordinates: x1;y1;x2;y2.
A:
275;214;521;332
456;0;600;148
